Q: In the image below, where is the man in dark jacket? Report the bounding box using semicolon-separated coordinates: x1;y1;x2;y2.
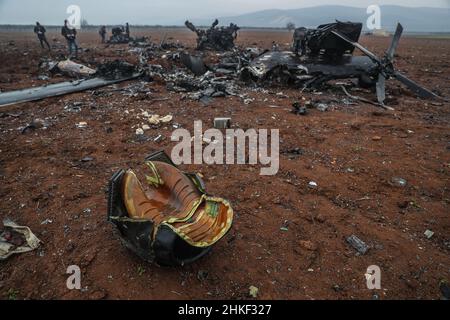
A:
34;22;51;50
125;23;130;38
61;19;78;58
99;25;106;43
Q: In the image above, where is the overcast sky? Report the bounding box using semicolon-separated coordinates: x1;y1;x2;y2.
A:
0;0;449;25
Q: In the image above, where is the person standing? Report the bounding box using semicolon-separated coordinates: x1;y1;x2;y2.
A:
61;19;78;59
99;25;106;43
125;23;130;38
34;22;51;50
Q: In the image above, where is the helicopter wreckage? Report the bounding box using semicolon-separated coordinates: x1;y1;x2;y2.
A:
185;19;240;51
240;21;442;107
0;20;443;109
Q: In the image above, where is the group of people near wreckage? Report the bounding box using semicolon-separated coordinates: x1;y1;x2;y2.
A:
33;21;130;59
33;20;78;57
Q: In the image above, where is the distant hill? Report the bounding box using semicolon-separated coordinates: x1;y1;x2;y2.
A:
191;5;450;32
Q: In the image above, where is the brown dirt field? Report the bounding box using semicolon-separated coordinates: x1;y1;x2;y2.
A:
0;28;449;300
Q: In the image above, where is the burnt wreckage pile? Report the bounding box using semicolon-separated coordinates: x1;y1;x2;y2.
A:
143;51;244;104
241;21;441;105
0;19;441;110
1;20;441;110
169;20;440;107
185;19;240;51
241;21;368;86
147;47;268;104
96;60;137;80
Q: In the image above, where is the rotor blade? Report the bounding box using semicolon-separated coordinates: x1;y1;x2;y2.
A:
394;71;439;99
376;74;386;104
331;30;381;64
386;23;403;61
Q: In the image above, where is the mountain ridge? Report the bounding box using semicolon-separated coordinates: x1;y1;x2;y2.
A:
190;5;450;32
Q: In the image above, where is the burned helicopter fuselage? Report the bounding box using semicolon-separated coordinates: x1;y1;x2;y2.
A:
241;50;379;88
243;21;440;104
243;21;376;87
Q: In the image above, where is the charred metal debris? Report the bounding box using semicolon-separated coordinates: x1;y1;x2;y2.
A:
96;60;137;80
107;150;233;266
185;19;240;51
108;25;131;44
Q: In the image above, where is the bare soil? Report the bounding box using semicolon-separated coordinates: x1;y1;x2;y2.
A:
0;28;449;300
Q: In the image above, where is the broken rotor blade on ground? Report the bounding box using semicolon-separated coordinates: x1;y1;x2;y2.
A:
331;30;381;64
0;73;141;108
393;71;440;99
376;73;386;105
386;23;403;61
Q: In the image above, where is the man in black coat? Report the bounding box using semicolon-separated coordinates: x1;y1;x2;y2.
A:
125;23;130;38
34;22;51;50
99;25;106;43
61;19;78;58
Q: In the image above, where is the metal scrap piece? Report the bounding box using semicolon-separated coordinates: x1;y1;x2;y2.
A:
180;52;207;76
0;219;41;260
346;235;369;255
